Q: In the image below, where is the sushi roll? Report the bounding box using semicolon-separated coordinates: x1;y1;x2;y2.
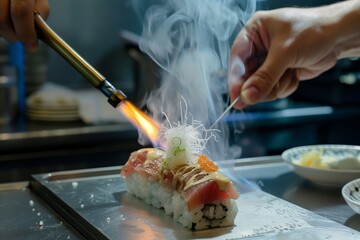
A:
121;125;239;230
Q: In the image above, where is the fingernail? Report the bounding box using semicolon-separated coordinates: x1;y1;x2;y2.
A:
229;57;245;84
241;87;259;104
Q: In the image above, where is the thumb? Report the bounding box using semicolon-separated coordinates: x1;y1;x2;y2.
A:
241;49;289;105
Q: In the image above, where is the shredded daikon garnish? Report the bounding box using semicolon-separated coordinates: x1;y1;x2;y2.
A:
158;97;217;169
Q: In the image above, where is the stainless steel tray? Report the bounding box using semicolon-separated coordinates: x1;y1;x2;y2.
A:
29;158;360;240
0;182;83;240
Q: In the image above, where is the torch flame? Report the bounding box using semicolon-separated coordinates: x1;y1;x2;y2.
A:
118;100;160;145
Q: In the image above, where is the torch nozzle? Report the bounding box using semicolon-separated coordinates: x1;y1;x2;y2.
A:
99;80;127;108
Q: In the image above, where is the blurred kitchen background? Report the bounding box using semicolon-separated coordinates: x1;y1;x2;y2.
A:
1;0;360;183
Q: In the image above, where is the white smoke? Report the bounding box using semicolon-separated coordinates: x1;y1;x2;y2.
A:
133;0;256;160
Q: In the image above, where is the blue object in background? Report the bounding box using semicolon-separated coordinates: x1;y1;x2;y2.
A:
8;42;25;115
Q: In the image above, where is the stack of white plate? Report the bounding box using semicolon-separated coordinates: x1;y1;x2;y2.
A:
26;103;79;122
26;83;80;122
26;83;130;123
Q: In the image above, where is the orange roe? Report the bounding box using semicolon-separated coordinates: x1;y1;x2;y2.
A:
197;154;218;172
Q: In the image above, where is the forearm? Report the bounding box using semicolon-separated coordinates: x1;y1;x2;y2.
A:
331;0;360;58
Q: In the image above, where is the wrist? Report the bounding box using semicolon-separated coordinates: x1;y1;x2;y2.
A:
332;0;360;58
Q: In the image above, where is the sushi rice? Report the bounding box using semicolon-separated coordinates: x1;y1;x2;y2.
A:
126;172;238;230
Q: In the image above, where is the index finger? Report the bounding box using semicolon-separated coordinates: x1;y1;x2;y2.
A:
0;0;17;42
228;26;266;108
11;0;37;48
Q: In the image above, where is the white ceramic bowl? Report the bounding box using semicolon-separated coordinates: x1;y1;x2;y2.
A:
342;178;360;214
282;145;360;187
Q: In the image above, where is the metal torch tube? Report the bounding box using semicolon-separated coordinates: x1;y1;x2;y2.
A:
34;12;126;107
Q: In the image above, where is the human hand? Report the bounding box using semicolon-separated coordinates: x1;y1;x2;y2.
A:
228;1;360;109
0;0;49;52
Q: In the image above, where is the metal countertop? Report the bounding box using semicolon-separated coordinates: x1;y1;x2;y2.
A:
0;182;83;239
1;156;359;239
233;160;360;229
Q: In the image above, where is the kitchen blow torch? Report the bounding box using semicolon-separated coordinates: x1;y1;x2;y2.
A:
34;12;160;144
34;12;125;108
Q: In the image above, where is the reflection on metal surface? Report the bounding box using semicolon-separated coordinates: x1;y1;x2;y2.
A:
29;160;360;240
0;185;83;239
345;213;360;230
